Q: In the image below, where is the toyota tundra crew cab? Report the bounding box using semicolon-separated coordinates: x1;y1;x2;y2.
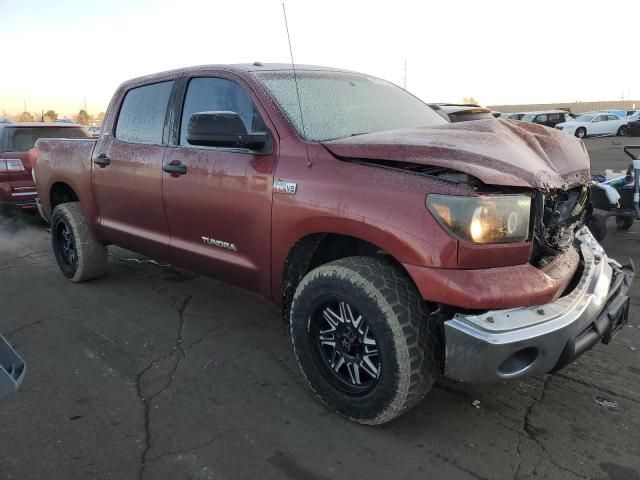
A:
33;64;634;424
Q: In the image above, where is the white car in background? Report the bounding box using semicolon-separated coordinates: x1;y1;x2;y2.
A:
555;113;628;138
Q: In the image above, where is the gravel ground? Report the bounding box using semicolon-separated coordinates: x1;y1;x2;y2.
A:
0;136;638;480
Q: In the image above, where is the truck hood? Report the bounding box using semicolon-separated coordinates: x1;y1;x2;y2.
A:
322;119;590;191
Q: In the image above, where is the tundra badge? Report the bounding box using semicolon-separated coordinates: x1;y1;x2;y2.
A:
273;181;297;195
202;236;238;252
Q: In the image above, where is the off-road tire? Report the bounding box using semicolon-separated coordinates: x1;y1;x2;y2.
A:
575;127;587;139
290;256;441;425
615;215;634;230
588;214;607;242
51;202;107;282
617;126;628;136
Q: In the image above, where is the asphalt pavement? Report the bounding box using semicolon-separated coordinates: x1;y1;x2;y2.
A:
0;136;638;480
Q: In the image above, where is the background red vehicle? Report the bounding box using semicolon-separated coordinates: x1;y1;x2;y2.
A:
0;123;89;212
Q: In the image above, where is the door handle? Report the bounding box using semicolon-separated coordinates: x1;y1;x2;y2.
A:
163;162;187;175
94;153;110;167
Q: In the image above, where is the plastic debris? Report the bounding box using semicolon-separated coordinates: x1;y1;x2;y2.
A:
109;254;170;267
472;400;481;409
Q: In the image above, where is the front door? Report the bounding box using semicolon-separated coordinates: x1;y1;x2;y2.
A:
591;115;608;135
92;80;174;262
162;76;277;297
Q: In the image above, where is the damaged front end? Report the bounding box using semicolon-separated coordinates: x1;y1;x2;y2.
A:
323;119;634;383
444;227;634;383
531;185;591;268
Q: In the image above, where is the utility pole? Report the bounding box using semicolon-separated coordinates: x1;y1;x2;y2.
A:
23;99;27;113
403;59;407;90
83;97;87;112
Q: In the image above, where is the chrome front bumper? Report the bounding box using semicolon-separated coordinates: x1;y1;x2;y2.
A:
444;228;634;383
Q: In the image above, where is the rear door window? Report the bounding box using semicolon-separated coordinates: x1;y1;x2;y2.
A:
179;77;266;146
115;81;174;145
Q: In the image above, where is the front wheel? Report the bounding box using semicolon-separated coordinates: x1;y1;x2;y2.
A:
51;202;108;282
290;257;441;424
575;127;587;138
617;126;628;136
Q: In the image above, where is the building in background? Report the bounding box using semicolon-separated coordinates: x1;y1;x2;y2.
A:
488;100;639;115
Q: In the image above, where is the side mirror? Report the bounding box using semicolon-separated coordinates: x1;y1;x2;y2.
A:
186;111;269;151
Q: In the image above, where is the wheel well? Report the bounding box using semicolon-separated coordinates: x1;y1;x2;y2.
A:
281;233;407;323
50;182;78;209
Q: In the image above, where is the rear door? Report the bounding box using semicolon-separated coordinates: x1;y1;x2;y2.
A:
92;80;174;261
162;75;277;296
607;114;623;134
534;114;549;127
548;113;562;127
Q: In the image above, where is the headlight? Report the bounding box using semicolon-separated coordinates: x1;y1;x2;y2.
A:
426;194;531;244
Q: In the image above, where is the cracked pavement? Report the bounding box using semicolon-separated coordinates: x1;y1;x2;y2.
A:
0;137;639;480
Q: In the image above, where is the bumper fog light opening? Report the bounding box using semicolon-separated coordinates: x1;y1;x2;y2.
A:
498;347;539;377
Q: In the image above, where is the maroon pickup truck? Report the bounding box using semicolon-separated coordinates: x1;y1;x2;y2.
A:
0;122;89;213
33;64;633;424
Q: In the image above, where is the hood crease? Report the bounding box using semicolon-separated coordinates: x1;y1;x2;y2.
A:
322;119;590;191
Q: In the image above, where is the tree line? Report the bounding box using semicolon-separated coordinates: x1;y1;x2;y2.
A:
2;110;105;126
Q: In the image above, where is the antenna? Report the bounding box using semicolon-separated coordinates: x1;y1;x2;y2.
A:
281;2;308;143
403;59;407;90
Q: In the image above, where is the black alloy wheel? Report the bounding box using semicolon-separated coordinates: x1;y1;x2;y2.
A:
309;299;381;395
54;219;77;270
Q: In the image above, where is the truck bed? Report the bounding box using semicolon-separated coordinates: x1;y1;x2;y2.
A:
34;138;97;219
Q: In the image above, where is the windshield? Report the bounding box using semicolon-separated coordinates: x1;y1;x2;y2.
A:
1;127;89;152
253;71;446;141
574;114;596;122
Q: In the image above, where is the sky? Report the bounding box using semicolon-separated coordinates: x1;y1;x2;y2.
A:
1;0;639;116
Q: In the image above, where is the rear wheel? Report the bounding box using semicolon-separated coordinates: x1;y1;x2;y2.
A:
615;215;634;230
51;203;107;282
575;127;587;139
617;125;628;136
290;256;441;424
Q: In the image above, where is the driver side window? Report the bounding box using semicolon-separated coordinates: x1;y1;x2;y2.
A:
179;77;267;146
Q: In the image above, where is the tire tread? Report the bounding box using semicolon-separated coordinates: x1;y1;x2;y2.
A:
290;256;441;425
52;203;107;282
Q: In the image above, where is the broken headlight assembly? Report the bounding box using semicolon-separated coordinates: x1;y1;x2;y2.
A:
426;194;531;244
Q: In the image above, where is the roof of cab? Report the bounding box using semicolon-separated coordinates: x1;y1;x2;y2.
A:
120;63;360;87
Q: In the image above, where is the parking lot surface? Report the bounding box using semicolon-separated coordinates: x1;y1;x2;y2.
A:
0;137;639;480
